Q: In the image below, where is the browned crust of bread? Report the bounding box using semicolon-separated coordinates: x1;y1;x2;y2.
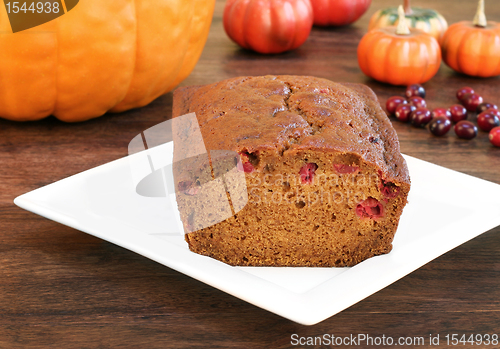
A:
173;76;409;187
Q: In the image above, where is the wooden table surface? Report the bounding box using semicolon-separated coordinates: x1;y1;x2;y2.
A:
1;0;499;348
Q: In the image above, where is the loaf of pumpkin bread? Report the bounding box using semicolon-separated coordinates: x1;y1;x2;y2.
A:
172;75;410;267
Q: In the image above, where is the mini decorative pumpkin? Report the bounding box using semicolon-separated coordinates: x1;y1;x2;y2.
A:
358;5;442;86
369;0;448;43
441;0;500;78
310;0;371;27
0;0;216;122
223;0;313;54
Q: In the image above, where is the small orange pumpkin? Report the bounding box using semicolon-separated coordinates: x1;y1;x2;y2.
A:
358;5;441;86
441;0;500;78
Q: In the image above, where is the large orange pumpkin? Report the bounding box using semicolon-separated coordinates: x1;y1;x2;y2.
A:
0;0;216;122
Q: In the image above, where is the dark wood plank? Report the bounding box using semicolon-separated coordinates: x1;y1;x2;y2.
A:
1;0;499;347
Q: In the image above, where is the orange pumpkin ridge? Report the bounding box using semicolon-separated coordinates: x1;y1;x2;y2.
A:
0;0;216;122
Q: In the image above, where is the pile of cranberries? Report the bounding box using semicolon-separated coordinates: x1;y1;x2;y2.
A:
386;84;500;147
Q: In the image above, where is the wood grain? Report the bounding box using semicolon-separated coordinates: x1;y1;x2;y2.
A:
0;0;499;347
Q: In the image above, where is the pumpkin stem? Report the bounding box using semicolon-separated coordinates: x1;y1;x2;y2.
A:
473;0;487;28
404;0;413;15
396;5;410;35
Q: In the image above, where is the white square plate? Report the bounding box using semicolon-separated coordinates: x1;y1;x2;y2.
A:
14;147;500;325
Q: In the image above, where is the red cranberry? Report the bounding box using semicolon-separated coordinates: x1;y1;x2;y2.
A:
406;84;426;98
238;152;255;173
381;181;400;198
408;96;427;109
386;96;407;115
461;93;483;112
477;102;498;114
299;163;318;184
428;117;452;136
410;108;432;127
395;104;416;122
184;221;194;233
356;197;384;219
242;162;254;173
333;164;359;174
456;86;474;102
431;107;452;121
449;104;468;123
489;126;500;147
477;111;500;132
454;121;477;140
177;181;200;196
